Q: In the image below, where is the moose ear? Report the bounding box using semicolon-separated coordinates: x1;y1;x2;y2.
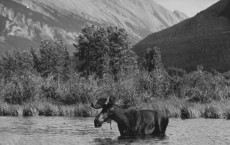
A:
109;96;116;104
105;96;116;105
91;97;108;109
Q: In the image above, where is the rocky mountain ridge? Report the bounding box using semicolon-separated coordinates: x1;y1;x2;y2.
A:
0;0;187;54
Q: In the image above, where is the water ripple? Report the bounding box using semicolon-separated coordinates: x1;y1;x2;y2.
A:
0;117;229;145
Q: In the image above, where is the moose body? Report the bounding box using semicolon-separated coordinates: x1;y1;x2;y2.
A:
91;97;169;137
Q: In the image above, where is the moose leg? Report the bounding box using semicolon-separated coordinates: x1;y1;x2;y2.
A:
144;122;155;135
162;117;169;134
158;117;169;136
117;124;131;136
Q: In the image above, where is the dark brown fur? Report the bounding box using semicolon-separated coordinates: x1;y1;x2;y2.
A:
92;98;169;137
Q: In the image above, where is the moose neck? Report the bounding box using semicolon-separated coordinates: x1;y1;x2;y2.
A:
110;105;129;128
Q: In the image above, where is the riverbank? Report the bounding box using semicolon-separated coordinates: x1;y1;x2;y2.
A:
0;101;97;117
0;98;230;120
137;97;230;119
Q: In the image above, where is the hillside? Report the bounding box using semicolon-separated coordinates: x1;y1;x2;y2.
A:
133;0;230;72
0;0;187;54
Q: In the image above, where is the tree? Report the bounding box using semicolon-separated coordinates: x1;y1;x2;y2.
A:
167;67;186;97
0;50;34;79
142;47;163;72
30;40;70;81
73;25;137;78
142;47;169;98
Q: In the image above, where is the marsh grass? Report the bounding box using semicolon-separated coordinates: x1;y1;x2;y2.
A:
135;97;230;119
0;100;95;117
0;96;230;119
0;102;23;116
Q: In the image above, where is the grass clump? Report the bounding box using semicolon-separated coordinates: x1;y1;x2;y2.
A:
0;102;23;116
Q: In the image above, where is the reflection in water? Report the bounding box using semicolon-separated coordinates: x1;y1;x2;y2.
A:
0;117;229;145
94;135;168;145
94;138;118;145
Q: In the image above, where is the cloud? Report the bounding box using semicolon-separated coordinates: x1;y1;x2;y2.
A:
0;36;5;42
55;28;79;45
39;24;55;40
7;25;35;40
2;6;79;44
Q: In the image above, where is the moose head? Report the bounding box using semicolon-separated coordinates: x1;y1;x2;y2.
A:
91;96;116;128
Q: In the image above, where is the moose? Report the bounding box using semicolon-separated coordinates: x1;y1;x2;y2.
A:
91;96;169;137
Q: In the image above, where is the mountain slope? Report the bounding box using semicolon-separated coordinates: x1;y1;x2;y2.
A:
0;0;187;54
133;0;230;72
173;10;188;20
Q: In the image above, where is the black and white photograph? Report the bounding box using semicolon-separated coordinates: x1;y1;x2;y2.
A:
0;0;229;144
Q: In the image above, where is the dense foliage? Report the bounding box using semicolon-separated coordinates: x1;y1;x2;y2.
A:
73;25;138;78
30;40;70;81
142;47;163;72
0;25;229;114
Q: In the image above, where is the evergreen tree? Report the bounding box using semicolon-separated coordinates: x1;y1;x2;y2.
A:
74;25;137;78
142;47;163;72
142;47;169;98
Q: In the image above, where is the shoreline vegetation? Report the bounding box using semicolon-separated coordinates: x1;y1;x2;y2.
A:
1;25;230;119
0;98;230;119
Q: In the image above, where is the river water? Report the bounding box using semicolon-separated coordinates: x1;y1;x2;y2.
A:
0;117;229;145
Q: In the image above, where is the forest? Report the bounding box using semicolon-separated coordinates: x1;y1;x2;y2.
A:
0;25;230;119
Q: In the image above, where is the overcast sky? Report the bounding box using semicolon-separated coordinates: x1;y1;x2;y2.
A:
153;0;219;17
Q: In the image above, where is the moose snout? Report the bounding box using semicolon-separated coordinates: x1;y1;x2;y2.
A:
94;120;102;128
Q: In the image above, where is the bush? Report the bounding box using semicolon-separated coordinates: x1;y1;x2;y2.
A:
135;71;152;94
55;73;100;105
167;67;186;97
0;50;34;79
40;75;60;102
142;47;163;72
182;66;230;103
141;47;170;98
0;72;41;104
150;69;170;98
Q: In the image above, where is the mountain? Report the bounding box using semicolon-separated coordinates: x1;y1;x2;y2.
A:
173;10;188;20
133;0;230;72
0;0;188;54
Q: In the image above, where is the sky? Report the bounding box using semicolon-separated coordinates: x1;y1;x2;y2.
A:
153;0;219;17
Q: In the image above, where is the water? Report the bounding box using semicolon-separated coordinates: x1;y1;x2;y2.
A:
0;117;229;145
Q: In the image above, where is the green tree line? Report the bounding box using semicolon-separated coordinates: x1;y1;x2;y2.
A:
0;25;230;107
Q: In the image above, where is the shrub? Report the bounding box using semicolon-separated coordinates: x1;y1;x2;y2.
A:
40;75;60;102
150;69;170;98
182;66;230;103
56;73;100;105
0;50;34;79
141;47;170;98
135;71;152;94
167;67;186;97
142;47;163;72
0;72;41;104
